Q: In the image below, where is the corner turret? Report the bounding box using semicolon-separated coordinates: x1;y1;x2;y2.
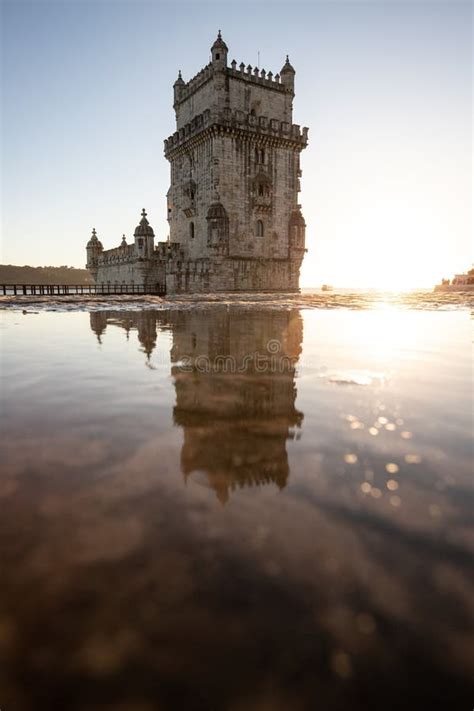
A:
134;208;155;258
173;70;185;105
211;30;228;70
86;228;103;281
280;55;295;93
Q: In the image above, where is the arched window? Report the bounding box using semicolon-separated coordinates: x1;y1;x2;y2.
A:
256;220;264;237
190;222;195;239
255;148;265;165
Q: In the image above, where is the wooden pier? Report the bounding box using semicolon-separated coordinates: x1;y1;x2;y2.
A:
1;284;166;296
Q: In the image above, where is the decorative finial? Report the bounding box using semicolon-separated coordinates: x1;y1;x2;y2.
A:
218;29;222;39
286;54;289;63
141;208;147;218
178;70;182;79
92;228;96;237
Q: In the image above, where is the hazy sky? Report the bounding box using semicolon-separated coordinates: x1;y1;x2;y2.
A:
1;0;472;287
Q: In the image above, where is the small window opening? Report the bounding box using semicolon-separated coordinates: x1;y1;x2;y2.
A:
216;53;220;60
190;222;195;239
256;220;264;237
255;148;265;164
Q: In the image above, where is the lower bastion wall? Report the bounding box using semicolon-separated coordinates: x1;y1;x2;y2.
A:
166;257;300;294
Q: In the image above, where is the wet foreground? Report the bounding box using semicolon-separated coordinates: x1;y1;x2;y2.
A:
0;295;473;710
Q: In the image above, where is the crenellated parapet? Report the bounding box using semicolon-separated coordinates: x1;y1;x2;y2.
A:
155;241;185;261
98;243;136;266
175;59;291;107
164;108;309;156
227;60;288;91
175;63;213;106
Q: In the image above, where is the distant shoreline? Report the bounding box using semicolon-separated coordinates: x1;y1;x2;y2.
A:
434;284;474;292
0;265;91;285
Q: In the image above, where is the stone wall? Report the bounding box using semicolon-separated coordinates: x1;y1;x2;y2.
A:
227;73;292;124
167;256;301;294
175;74;215;129
96;260;166;290
166;138;214;259
165;111;307;268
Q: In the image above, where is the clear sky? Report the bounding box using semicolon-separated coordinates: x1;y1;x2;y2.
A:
1;0;472;288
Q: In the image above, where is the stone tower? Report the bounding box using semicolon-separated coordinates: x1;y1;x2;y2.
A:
87;32;309;293
164;31;308;292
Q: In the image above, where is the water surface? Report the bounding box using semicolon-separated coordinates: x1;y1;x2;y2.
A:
1;293;473;710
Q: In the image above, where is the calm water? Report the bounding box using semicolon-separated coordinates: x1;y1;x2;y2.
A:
0;293;473;710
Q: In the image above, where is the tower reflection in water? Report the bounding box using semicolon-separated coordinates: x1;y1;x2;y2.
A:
90;308;303;502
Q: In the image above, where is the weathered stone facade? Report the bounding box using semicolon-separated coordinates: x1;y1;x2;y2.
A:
86;32;309;293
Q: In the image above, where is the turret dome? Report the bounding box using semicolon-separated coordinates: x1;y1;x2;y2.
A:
281;55;295;74
211;30;228;52
173;70;185;87
87;228;103;250
134;209;155;237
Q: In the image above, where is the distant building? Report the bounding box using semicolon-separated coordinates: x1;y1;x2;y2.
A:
435;267;474;291
86;32;309;293
452;270;474;285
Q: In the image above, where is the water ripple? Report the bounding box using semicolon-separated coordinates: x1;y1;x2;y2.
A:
1;289;473;313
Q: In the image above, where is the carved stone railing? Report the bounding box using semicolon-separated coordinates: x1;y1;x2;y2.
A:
252;195;273;212
98;244;136;265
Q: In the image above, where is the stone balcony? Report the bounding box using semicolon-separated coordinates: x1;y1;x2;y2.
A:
252;195;273;213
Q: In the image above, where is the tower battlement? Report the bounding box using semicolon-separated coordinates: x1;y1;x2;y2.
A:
175;59;292;109
164;108;308;156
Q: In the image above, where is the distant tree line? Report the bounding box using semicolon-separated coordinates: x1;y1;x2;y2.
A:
0;265;92;285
